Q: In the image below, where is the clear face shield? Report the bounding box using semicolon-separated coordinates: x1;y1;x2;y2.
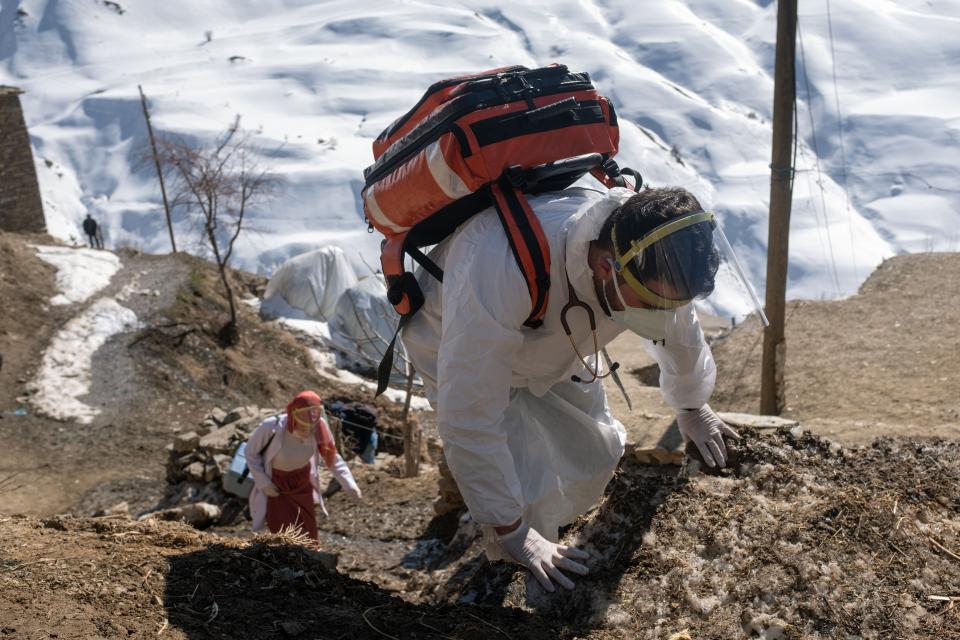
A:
290;405;324;435
607;210;768;348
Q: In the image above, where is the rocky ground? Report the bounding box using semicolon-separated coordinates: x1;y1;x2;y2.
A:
1;233;958;639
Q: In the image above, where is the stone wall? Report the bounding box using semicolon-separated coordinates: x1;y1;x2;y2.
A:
0;87;46;233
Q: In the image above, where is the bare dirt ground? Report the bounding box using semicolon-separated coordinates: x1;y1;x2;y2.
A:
1;234;958;639
2;428;958;639
607;252;959;451
709;253;960;444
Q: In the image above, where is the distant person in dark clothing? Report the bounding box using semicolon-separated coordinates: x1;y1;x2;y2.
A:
83;214;102;249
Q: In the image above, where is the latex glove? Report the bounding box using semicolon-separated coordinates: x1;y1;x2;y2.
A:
676;404;740;468
497;521;589;592
344;485;362;501
261;483;280;498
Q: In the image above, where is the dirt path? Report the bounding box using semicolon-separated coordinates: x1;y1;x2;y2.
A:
0;247;199;516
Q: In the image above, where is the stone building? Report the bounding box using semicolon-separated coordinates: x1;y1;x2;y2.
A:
0;86;46;233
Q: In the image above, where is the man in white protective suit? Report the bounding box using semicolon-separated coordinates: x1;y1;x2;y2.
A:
401;185;764;593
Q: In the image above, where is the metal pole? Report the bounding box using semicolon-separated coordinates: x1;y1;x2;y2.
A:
760;0;797;415
139;85;176;253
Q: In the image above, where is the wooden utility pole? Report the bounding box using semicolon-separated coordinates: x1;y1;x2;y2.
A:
760;0;797;415
139;85;176;253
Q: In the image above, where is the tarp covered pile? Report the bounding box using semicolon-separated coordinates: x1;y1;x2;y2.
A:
260;246;410;384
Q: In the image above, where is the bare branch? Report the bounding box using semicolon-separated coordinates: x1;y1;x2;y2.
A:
148;119;275;344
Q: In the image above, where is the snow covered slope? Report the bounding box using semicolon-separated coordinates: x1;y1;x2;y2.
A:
2;0;958;317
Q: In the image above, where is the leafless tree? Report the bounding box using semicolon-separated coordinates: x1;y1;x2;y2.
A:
156;117;275;345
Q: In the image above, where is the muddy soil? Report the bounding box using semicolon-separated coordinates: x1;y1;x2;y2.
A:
2;428;957;639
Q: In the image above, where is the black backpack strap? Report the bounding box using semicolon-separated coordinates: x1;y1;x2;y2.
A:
376;314;412;396
238;426;277;483
376;272;425;397
407;246;444;282
489;175;551;328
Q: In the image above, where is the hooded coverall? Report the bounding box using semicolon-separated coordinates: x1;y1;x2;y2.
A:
401;187;716;558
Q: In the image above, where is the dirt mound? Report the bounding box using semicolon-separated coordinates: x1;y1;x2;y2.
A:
0;231;61;408
709;253;960;443
435;429;960;639
0;514;557;640
5;430;956;639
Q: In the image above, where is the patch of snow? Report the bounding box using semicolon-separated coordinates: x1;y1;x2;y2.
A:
32;245;121;305
27;298;140;424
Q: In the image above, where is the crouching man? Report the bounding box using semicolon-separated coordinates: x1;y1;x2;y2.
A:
402;186;759;591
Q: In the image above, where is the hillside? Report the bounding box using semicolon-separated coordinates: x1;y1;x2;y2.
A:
709;252;960;443
1;236;958;638
2;429;958;639
0;233;422;517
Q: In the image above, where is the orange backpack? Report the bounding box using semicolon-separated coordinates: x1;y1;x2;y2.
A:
362;64;639;393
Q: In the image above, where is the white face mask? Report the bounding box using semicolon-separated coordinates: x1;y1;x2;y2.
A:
602;263;674;342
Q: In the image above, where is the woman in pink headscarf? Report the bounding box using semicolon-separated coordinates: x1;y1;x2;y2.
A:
245;391;362;542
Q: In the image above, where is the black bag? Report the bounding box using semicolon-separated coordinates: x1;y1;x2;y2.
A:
326;401;378;456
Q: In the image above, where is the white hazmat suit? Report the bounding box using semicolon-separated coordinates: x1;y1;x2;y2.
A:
401;187;716;559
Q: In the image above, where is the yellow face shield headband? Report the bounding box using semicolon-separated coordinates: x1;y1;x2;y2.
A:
611;210;716;310
291;405;324;431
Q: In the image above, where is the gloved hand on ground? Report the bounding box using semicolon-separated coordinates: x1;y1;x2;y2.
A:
497;521;589;592
344;485;362;501
676;404;740;468
261;482;280;497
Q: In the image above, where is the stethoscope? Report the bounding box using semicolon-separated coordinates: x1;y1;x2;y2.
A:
559;278;620;384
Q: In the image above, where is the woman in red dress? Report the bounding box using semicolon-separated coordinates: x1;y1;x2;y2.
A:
246;391;361;542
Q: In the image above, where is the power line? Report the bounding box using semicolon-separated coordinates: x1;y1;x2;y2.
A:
825;0;858;283
796;141;834;275
797;21;842;296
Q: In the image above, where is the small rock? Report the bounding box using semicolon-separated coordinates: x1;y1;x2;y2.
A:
279;620;306;636
180;502;220;527
147;502;221;529
173;431;200;454
716;412;799;430
210;407;228;424
199;424;238;454
185;461;206;482
213;454;232;474
203;462;219;482
222;405;258;425
105;501;129;517
176;453;198;467
222;409;244;424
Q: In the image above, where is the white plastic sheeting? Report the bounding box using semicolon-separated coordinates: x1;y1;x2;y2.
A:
260;246;358;321
329;276;406;380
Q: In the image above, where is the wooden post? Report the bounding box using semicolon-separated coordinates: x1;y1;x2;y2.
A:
401;365;420;477
330;415;345;457
138;85;177;253
760;0;797;415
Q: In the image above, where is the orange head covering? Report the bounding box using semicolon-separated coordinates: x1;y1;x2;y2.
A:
286;390;338;469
